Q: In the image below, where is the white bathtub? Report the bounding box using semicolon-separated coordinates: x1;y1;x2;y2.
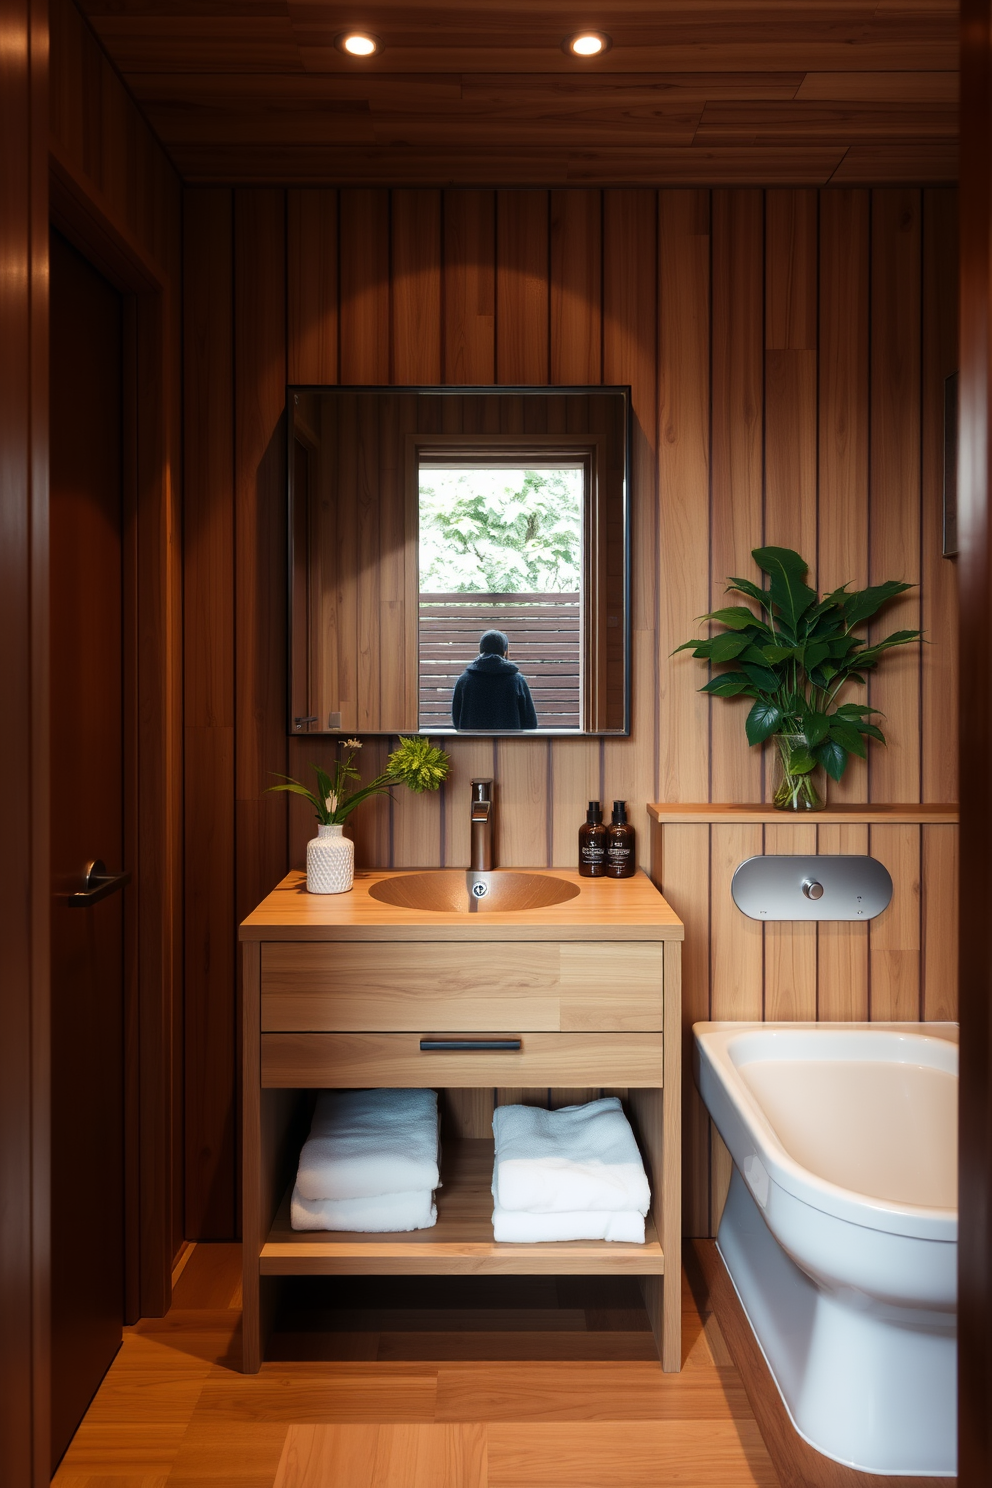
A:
693;1021;958;1478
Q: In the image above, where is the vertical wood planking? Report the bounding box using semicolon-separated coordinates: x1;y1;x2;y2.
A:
286;192;340;840
763;823;817;1020
286;193;342;865
234;190;289;922
440;1089;495;1140
923;824;958;1021
709;823;763;1229
443;190;495;384
544;190;601;864
764;190;818;572
497;190;549;385
233;190;288;1241
816;822;870;1019
603;190;658;867
869;823;922;1020
818;190;870;805
339;189;389;385
922;189;959;805
495;191;555;866
288;190;338;385
710;190;764;803
870;189;922;805
652;821;710;1238
391;192;443;865
658;190;711;805
392;190;442;385
184;189;237;1239
339;191;390;864
440;192;497;863
708;824;764;1011
550;190;601;385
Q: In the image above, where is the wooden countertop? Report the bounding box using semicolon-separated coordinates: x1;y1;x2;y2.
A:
240;867;683;942
647;803;959;825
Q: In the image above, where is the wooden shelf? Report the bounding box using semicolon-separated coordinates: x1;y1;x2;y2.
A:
260;1138;665;1278
647;803;959;825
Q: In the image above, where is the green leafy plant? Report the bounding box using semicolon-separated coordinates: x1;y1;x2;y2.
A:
267;736;451;825
419;466;582;593
674;546;921;792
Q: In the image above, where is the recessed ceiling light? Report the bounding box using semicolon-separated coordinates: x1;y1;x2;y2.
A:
565;31;611;57
336;31;380;56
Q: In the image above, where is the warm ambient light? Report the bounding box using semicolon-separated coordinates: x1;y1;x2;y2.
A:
337;31;379;56
566;31;610;56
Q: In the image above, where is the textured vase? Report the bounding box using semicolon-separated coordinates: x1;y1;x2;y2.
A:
306;823;354;893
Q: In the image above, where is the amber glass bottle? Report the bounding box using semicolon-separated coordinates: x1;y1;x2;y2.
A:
578;800;607;877
606;800;636;878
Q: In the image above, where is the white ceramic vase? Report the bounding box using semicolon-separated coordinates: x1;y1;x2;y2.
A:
306;822;354;894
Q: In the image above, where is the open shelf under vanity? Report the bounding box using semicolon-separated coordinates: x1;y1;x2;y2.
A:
261;1137;666;1276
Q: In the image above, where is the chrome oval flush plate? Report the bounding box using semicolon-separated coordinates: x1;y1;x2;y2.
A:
731;854;893;921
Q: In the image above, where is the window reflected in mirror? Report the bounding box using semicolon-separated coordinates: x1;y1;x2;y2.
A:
418;459;583;731
288;387;629;737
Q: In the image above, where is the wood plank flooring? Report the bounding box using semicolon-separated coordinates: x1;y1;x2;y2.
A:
53;1242;778;1487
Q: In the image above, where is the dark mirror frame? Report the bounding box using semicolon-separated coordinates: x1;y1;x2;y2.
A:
287;384;632;738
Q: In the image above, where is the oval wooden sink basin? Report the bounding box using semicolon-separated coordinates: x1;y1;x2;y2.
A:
368;870;580;914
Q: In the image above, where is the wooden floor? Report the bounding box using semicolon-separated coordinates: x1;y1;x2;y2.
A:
53;1242;779;1488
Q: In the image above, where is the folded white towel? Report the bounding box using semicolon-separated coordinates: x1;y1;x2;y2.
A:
492;1098;650;1215
296;1088;440;1201
291;1183;437;1233
491;1203;645;1243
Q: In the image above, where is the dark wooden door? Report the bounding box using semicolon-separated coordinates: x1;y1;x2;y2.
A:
49;230;127;1470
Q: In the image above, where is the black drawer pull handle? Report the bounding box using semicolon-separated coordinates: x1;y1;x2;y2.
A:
419;1038;521;1052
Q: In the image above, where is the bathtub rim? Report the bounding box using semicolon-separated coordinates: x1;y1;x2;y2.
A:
693;1021;959;1242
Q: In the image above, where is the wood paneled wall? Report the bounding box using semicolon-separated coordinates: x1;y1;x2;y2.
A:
655;809;958;1236
184;184;957;1241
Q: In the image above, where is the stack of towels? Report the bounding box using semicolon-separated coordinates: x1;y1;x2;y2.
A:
491;1096;650;1243
291;1088;440;1232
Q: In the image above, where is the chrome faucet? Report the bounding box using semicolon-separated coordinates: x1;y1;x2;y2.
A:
470;779;495;872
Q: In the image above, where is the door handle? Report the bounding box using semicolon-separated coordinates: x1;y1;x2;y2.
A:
67;859;132;908
419;1038;521;1052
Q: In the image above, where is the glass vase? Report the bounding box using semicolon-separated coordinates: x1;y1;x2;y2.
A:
771;733;824;812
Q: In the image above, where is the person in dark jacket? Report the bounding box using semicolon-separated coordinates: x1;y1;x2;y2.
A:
451;629;538;731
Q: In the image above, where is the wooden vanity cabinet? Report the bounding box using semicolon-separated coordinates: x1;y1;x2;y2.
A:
240;869;683;1374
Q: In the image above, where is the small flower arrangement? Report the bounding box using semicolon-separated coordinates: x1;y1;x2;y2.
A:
268;736;451;824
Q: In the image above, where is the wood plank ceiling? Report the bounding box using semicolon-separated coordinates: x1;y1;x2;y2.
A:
77;1;958;185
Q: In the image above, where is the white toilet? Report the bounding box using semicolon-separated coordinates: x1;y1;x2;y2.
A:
693;1022;958;1478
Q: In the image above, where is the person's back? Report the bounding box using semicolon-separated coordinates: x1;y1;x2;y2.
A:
451;629;538;731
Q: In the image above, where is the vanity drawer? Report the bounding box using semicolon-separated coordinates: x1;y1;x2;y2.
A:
260;942;663;1033
260;1031;664;1088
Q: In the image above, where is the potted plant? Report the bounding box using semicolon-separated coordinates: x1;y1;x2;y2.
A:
674;546;921;810
269;736;451;891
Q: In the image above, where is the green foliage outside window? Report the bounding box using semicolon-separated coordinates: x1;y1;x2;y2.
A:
419;466;582;593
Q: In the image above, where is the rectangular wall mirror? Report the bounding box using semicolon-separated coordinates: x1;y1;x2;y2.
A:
288;386;630;737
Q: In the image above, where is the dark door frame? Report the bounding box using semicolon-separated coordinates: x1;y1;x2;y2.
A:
49;162;181;1328
958;4;992;1482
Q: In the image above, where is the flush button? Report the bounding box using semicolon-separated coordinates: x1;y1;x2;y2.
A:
802;879;824;900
